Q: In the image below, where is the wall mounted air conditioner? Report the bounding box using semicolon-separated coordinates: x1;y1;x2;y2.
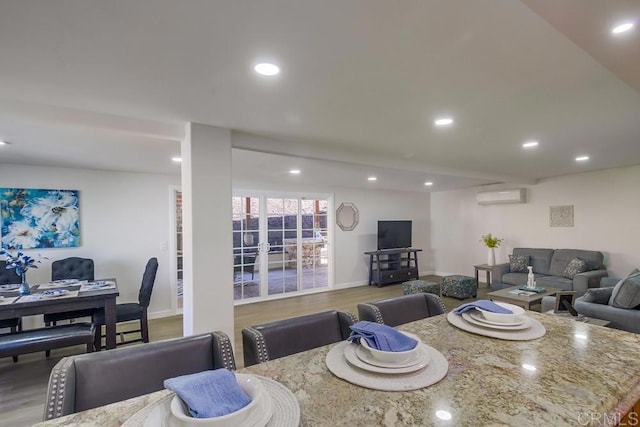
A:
477;188;526;205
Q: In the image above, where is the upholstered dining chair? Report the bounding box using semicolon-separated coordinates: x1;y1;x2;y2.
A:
93;257;158;350
358;293;447;327
242;309;357;367
44;331;236;420
44;257;96;326
0;260;23;362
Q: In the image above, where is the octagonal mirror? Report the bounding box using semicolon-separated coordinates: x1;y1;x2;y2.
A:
336;202;359;231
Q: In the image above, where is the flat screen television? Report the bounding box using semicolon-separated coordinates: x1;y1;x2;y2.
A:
377;220;412;250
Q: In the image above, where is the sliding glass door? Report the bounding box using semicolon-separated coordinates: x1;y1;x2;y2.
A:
233;193;330;301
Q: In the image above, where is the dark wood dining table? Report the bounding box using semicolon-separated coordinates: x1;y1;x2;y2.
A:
0;278;119;350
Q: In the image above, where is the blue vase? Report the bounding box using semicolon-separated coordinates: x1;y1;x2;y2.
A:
19;272;31;296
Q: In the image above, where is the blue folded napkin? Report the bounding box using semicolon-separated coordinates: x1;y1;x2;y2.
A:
348;321;418;352
453;300;513;315
163;369;251;418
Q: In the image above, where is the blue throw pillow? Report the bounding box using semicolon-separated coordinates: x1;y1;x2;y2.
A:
609;271;640;309
582;287;614;305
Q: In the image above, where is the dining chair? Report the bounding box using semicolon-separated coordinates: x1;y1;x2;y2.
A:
242;309;357;367
44;331;236;420
44;257;96;326
93;257;158;350
357;293;447;327
0;260;23;362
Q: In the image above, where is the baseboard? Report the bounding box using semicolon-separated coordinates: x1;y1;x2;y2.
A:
147;309;175;320
334;280;368;289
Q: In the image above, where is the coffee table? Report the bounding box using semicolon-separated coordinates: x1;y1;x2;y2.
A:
487;285;558;310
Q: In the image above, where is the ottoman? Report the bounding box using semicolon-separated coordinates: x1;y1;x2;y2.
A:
402;280;441;296
442;275;477;299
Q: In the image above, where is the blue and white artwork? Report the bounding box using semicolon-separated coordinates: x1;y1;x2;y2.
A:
1;188;80;249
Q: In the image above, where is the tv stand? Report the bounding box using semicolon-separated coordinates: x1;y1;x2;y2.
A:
365;248;422;287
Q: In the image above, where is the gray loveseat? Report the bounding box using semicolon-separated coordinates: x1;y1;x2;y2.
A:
491;248;608;297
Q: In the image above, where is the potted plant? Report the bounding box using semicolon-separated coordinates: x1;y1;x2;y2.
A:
480;233;502;266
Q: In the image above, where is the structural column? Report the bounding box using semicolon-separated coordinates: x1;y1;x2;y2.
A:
181;123;233;341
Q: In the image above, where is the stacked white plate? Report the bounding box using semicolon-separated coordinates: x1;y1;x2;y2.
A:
461;302;531;331
345;333;431;374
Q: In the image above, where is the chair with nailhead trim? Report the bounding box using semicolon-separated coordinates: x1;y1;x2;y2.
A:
358;293;446;327
242;310;357;367
43;331;236;420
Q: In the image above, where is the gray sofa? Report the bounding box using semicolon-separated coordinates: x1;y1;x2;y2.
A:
574;277;640;334
491;248;607;297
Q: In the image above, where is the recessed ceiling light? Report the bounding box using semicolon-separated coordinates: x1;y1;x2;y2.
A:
612;22;634;34
254;62;280;76
0;140;9;146
522;140;539;149
172;157;182;162
575;155;589;162
434;117;454;127
368;176;377;181
289;169;301;175
424;181;434;186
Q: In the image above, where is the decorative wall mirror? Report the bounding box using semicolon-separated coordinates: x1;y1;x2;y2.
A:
336;202;359;231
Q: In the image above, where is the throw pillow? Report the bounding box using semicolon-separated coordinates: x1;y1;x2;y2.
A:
509;255;529;273
609;271;640;309
563;258;587;279
582;287;615;305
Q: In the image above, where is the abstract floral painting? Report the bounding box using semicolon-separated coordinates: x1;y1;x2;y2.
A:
0;188;80;249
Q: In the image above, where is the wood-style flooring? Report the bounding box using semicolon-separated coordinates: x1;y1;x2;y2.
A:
0;276;490;427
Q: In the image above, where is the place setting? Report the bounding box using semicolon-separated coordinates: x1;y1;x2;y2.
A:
123;368;300;427
38;279;82;290
325;321;448;391
79;279;117;292
19;289;80;302
447;300;546;340
0;295;19;305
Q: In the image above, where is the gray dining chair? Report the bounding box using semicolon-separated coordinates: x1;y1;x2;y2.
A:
358;293;446;327
44;257;96;326
44;331;236;420
93;257;158;349
0;260;23;362
242;310;357;367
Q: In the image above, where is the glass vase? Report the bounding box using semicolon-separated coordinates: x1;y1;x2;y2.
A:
19;272;31;296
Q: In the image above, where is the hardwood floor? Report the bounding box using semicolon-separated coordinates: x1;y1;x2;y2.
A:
0;277;490;426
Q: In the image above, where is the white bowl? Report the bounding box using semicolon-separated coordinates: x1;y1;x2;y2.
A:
476;302;525;324
360;331;420;364
170;373;263;427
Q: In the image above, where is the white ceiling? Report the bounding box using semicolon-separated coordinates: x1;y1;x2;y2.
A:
0;0;639;192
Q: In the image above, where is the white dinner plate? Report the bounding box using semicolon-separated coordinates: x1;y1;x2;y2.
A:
40;289;70;298
468;310;526;327
344;344;430;374
461;312;531;331
0;284;19;291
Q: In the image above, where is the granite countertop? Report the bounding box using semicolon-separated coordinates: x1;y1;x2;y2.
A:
35;312;640;426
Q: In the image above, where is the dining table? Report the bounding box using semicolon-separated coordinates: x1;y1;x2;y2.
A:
0;278;119;350
33;311;640;426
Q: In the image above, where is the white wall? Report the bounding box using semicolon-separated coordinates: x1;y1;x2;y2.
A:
233;179;432;287
431;164;640;279
0;164;180;322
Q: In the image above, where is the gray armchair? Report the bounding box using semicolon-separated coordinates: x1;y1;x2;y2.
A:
242;310;357;367
358;293;446;327
44;331;236;420
574;277;640;334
